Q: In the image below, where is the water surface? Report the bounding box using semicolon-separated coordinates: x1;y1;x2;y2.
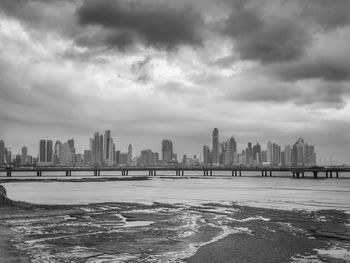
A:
5;176;350;212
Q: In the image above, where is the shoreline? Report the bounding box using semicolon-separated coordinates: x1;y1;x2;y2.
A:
1;184;350;262
1;175;349;184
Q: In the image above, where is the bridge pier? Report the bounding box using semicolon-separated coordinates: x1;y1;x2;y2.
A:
326;171;328;178
329;171;333;178
296;172;300;178
269;171;272;177
239;170;241;176
336;171;339;178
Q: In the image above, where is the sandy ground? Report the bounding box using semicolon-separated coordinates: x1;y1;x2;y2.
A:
1;183;350;262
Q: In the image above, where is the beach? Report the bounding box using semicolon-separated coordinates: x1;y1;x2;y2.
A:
1;177;350;262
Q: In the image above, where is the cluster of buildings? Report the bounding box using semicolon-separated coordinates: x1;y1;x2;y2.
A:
203;128;317;167
0;129;317;168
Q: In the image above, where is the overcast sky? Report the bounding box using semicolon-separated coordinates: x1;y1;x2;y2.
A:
0;0;350;164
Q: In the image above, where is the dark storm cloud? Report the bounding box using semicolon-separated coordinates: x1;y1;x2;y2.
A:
273;59;350;82
76;0;204;50
221;0;350;65
222;0;310;63
299;0;350;30
0;0;80;38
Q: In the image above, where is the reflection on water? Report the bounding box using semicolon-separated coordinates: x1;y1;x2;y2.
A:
4;176;350;212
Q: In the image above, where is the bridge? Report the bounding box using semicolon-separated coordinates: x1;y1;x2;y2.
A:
0;166;349;179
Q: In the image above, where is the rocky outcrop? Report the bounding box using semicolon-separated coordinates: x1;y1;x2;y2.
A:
0;185;14;206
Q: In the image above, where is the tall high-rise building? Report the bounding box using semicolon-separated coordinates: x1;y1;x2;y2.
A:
284;145;292;166
90;132;103;165
61;142;73;165
103;130;111;164
0;140;5;167
266;141;281;165
47;140;53;163
228;136;237;164
5;148;11;165
252;142;261;164
291;138;316;166
67;139;75;154
54;141;63;164
162;139;173;163
39;140;46;163
212;128;219;165
99;134;103;164
84;150;92;165
127;144;132;165
203;145;211;165
39;140;53;165
21;146;28;165
141;149;157;165
107;137;114;166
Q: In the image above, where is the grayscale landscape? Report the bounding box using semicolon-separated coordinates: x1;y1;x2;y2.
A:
0;0;350;262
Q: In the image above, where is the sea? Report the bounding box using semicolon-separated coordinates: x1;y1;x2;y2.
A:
2;171;350;212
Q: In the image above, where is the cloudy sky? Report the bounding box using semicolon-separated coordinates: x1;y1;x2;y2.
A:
0;0;349;164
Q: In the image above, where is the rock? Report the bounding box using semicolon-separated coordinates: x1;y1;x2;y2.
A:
0;185;13;206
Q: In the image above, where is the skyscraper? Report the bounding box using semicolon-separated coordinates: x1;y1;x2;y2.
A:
0;140;5;167
39;140;46;163
91;132;103;165
47;140;53;163
21;146;28;165
162;139;173;163
212;128;219;165
84;150;92;165
39;140;53;165
292;138;316;166
99;134;103;164
252;142;261;164
103;130;111;164
127;144;132;165
141;149;157;165
107;137;114;166
284;145;292;166
228;136;237;164
67;139;75;153
203;145;211;165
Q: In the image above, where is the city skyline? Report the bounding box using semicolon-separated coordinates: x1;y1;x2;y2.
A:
0;0;350;164
0;128;323;167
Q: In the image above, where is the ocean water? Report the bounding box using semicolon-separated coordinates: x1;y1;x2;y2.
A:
4;176;350;212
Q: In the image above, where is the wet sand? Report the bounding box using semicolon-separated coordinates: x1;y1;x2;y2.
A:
1;184;350;262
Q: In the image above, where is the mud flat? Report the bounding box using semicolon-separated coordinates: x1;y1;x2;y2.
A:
1;184;350;262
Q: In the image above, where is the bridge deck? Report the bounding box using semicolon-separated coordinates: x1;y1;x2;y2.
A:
0;166;349;178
